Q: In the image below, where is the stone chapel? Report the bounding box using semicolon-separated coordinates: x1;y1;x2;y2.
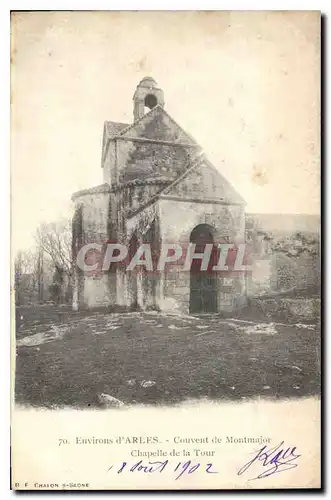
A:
72;77;247;313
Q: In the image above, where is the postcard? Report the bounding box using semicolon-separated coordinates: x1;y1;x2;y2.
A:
11;10;321;490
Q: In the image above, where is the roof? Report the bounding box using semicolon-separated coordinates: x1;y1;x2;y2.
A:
117;104;198;144
125;151;246;218
104;121;130;139
71;183;111;201
138;76;157;88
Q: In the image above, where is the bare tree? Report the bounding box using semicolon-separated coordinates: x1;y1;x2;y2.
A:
14;250;39;305
35;219;73;303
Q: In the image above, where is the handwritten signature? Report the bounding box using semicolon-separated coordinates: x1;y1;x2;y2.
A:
108;460;218;480
238;441;301;480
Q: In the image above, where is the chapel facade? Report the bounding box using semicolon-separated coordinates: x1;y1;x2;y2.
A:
71;77;247;314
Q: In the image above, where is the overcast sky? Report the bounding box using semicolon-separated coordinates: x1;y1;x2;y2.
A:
11;11;320;251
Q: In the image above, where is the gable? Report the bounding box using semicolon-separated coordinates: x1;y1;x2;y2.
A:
101;121;129;168
119;105;197;145
118;137;194;183
161;158;246;205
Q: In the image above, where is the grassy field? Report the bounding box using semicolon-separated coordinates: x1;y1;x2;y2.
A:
14;305;321;408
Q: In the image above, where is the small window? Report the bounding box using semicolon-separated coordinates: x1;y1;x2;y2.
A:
144;93;157;110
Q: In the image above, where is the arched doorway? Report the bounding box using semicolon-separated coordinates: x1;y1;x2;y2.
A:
189;224;219;313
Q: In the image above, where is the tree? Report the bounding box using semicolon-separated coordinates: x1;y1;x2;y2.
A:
35;219;73;303
14;250;41;305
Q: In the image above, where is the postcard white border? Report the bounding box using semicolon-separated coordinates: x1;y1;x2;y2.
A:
2;2;327;498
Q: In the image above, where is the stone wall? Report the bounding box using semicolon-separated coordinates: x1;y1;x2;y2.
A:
246;213;320;297
72;189;115;309
274;252;320;292
121;107;195;144
83;274;115;308
165;160;245;207
102;140;116;186
118;140;193;184
246;256;274;297
249;296;320;323
158;198;244;244
102;108;198;186
158;198;246;313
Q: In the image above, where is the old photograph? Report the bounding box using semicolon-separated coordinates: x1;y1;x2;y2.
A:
11;10;321;489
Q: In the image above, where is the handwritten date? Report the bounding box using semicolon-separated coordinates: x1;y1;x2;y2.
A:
108;460;218;480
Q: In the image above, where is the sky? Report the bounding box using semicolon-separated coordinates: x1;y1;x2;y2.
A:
11;11;320;252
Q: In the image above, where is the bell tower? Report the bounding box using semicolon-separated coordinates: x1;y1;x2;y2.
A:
133;77;165;122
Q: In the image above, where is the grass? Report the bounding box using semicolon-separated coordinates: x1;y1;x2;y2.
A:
15;305;321;408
